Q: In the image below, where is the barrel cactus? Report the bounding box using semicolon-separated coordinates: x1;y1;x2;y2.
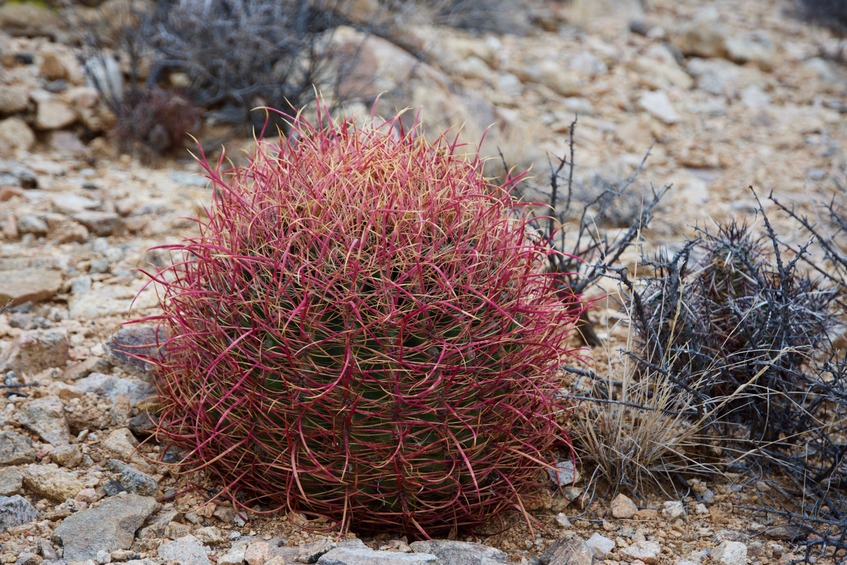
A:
143;109;582;537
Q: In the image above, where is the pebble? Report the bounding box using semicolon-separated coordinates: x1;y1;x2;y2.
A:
102;428;139;460
662;501;688;523
0;260;63;307
75;372;156;406
611;493;638;518
712;541;748;565
639;90;681;124
52;493;158;560
0;468;24;496
622;541;662;564
0;117;36;154
542;537;594;565
3;329;69;375
586;533;616;557
157;535;212;565
106;459;159;496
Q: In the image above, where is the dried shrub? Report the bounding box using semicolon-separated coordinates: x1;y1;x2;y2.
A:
139;108;583;538
632;211;836;442
144;0;343;127
111;87;201;157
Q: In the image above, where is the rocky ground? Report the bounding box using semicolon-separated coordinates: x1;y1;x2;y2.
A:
0;0;845;564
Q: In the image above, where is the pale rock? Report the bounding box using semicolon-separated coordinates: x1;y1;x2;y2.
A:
740;85;771;109
194;526;225;545
22;463;84;501
158;535;212;565
218;542;248;565
631;56;694;90
542;538;594;565
72;210;124;236
49;131;92;158
16;214;48;236
69;277;157;320
548;459;580;486
563;97;597;115
53;493;158;560
0;467;24;496
555;512;572;527
49;444;83;468
410;540;509;564
18;396;70;446
638;90;680;124
566;0;644;30
712;541;748;565
0;118;36;155
103;428;138;460
686;58;765;98
75;372;155;406
0;432;35;466
67;86;100;109
662;501;688;523
521;59;583;97
569;51;608;75
0;4;63;39
586;532;616;557
0;495;38;531
53;193;101;214
40;50;68;81
611;493;638;518
45;213;90;243
0;86;29;114
318;546;440;565
35;98;77;130
725;34;776;70
3;329;69;375
673;16;728;59
622;541;662;564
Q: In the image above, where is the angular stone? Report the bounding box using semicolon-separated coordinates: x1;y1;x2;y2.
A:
638;90;680;124
49;444;83;468
35;98;77;130
662;500;688;523
611;493;638;518
4;329;69;375
105;325;166;375
0;432;35;467
0;4;63;39
52;193;101;214
542;538;594;565
318;547;439;565
16;214;49;236
106;459;159;496
193;526;225;545
103;428;139;460
0;85;29;114
18;396;70;446
673;17;728;59
158;535;212;565
69;279;156;320
547;459;580;486
713;541;748;565
0;117;36;155
0;467;24;496
75;372;155;406
622;540;661;564
0;264;63;307
72;210;124;236
586;533;616;557
0;495;38;531
22;463;84;501
410;540;508;564
52;493;158;560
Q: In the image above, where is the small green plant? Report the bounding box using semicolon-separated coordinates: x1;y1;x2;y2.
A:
139;107;583;538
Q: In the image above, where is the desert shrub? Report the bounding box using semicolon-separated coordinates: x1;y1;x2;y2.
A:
110;87;201;157
632;214;836;442
144;0;342;127
797;0;847;33
139;108;583;538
